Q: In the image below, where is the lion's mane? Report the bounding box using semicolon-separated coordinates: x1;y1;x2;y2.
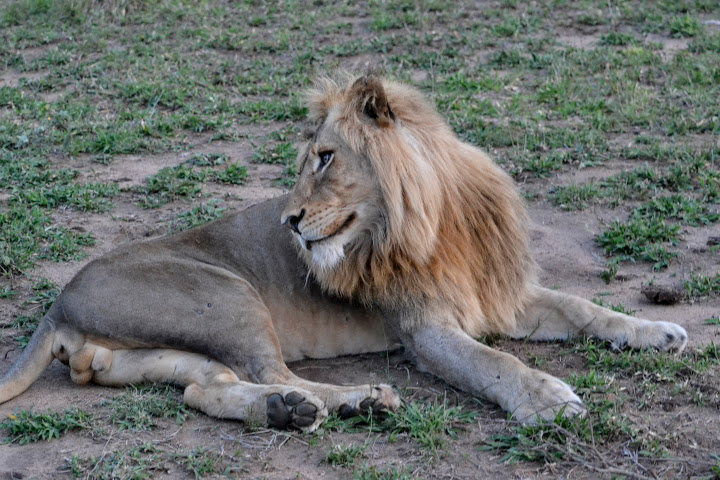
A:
303;74;536;337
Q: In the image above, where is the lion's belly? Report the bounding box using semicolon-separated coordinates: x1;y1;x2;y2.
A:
264;290;399;362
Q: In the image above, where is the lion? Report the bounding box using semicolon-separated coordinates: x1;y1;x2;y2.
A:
0;73;688;431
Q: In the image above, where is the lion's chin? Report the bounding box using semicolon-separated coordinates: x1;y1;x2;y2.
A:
309;241;346;271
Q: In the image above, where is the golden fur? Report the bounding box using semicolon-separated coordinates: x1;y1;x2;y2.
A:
302;74;535;336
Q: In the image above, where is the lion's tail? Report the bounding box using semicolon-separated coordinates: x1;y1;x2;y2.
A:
0;317;56;404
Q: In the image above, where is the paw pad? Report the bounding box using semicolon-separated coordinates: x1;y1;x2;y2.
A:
266;392;319;430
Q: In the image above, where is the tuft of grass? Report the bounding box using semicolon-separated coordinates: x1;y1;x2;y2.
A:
684;273;720;299
188;152;228;166
323;400;476;452
600;31;639;46
3;278;60;348
669;14;703;37
251;142;297;165
1;408;93;445
549;183;599;211
172;447;234;479
0;205;95;277
384;401;477;452
596;217;680;261
137;164;206;208
634;195;720;227
354;463;412;480
103;385;189;431
169;200;226;233
326;443;366;467
212;162;247;185
64;443;167;479
64;444;239;479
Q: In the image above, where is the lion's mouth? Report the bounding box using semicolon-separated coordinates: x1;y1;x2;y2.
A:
305;212;357;251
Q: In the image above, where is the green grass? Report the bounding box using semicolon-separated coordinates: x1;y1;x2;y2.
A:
3;278;59;347
596;217;679;262
685;273;720;299
169;200;226;233
326;443;366;467
103;385;190;431
384;400;477;451
549;183;599;211
1;408;93;444
323;400;476;453
63;443;238;479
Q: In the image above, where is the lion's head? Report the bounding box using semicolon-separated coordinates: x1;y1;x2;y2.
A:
281;73;536;336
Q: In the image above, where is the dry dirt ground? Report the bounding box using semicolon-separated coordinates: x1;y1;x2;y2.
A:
1;1;720;479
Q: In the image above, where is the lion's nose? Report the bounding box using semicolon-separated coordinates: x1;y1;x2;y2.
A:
282;209;305;234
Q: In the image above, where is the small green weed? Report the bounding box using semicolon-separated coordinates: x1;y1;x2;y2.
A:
596;217;679;260
669;14;703;37
188;152;228;166
169;201;226;233
549;183;599;211
326;443;366;467
137;164;206;208
384;401;477;451
64;443;238;479
685;273;720;299
173;447;235;479
323;400;476;452
213;162;247;185
600;31;639;46
251;142;298;165
103;385;189;431
0;205;95;276
353;463;411;480
64;443;166;479
0;286;18;299
1;408;93;445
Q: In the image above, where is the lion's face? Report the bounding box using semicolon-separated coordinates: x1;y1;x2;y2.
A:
281;116;383;270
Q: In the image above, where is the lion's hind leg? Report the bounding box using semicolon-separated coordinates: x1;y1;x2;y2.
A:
513;286;688;352
74;346;327;432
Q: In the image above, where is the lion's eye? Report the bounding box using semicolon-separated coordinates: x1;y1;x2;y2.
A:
317;151;334;171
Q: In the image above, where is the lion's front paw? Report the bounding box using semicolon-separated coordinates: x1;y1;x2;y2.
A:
266;391;328;432
630;321;688;353
512;371;586;424
338;384;401;419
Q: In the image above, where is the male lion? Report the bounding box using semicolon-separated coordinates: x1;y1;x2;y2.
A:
0;73;688;431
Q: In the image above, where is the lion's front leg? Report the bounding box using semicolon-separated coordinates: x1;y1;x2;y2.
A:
398;322;585;423
513;286;688;352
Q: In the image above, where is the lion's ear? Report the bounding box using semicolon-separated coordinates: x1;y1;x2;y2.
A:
349;75;395;128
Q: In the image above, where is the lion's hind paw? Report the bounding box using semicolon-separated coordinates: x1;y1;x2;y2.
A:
266;391;328;432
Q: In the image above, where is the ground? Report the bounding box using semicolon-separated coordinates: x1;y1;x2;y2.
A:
1;0;720;478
